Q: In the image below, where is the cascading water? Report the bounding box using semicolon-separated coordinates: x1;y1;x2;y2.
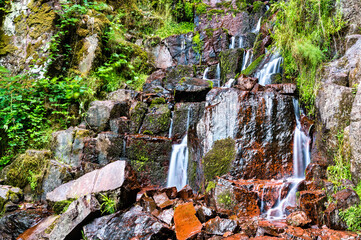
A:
242;50;253;71
203;67;209;80
239;36;244;49
216;63;221;87
255;53;283;86
167;108;191;190
252;17;262;34
265;98;311;219
229;36;235;49
169;111;174;138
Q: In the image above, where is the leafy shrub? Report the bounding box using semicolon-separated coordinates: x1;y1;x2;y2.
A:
340;204;361;232
272;0;345;115
100;193;117;214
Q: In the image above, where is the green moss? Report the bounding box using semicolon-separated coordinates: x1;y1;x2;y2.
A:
241;54;265;76
53;199;74;214
207;9;225;20
195;3;209;15
0;32;17;55
130;102;148;133
203;138;236;182
150;97;166;108
252;1;264;12
4;150;51;190
216;1;232;8
205;181;216;193
27;2;56;39
217;190;235;210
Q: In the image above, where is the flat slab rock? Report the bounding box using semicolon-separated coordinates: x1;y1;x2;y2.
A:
174;202;202;240
46;160;133;202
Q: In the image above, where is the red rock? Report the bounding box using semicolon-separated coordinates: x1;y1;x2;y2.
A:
258;220;287;237
286;211;312;227
298;190;327;226
153;193;174;209
250;237;285;240
174;202;202;240
235;75;258;91
223;233;249;240
177;185;194;200
282;226;313;240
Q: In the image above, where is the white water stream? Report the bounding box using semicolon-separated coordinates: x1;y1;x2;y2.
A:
255;53;283;86
167;108;191;190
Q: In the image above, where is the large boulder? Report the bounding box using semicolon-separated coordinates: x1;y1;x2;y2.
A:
139;104;171;136
174;202;202;240
174;77;213;102
83;205;175;239
46;160;139;205
85;100;129;132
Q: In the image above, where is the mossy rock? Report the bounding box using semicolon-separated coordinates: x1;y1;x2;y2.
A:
140;104;171;136
52;199;75;215
219;48;244;85
129;102;148;134
203;138;236;182
27;1;56;39
0;150;51;191
241;54;265;76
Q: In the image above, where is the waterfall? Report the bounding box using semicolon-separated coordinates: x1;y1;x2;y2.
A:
203;67;209;80
229;36;235;49
252;17;262;34
255;53;283;86
224;78;235;88
169;111;174;138
265;99;311;219
242;50;253;71
167;108;191;190
239;36;244;49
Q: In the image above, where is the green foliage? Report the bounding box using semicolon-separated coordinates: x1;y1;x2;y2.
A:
0;68;89;164
327;131;352;186
217;190;235;209
205;181;216;193
195;3;208;15
252;1;264;12
340;204;361;232
272;0;345;115
203;138;236;182
154;21;194;39
192;32;204;64
100;193;117;214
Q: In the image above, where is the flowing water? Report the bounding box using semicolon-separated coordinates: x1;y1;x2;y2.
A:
242;50;253;71
167;108;191;190
203;67;209;80
229;36;235;49
169;111;174;138
252;17;262;34
255;53;283;86
265;98;311;219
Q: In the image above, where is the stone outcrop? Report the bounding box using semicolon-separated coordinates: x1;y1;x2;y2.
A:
174;202;202;240
46;160;139;204
0;185;23;212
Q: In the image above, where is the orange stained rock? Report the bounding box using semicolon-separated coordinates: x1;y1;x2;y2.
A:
174;202;202;240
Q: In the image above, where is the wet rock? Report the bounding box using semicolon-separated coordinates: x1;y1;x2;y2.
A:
298;190;327;226
18;215;59;240
46;160;139;205
164;32;197;66
139;104;171;136
46;194;100;240
191;88;295;189
0;208;49;240
174;202;202;240
201;28;229;65
324;188;360;230
172;102;206;140
286;211;312;227
174;77;213;102
152;44;174;69
83;205;175;239
196;206;216;223
126;135;172;186
140;196;157;213
0;185;23;212
235;75;258;91
85;100;129;132
204;216;238;236
263;83;297;95
304;162;327;181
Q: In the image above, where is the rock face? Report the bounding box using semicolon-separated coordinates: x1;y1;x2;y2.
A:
286;211;312;227
83;205;175;240
46;160;139;204
190;88;295;189
350;83;361;183
0;208;49;239
219;48;244;84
